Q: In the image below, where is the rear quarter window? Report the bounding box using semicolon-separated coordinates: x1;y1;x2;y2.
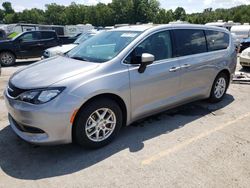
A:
173;29;207;57
205;30;229;51
41;32;56;40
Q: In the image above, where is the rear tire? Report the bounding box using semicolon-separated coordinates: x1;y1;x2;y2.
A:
209;72;229;103
73;98;123;149
0;51;16;66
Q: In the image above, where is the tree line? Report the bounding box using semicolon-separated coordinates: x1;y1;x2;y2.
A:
0;0;249;26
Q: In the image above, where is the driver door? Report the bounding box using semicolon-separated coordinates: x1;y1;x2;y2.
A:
126;30;181;120
17;32;43;58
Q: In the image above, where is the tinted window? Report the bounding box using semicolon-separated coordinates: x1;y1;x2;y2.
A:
205;30;229;51
125;30;172;63
174;29;207;57
19;32;40;42
41;32;55;39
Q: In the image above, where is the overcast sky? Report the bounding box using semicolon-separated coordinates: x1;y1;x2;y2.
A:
1;0;250;13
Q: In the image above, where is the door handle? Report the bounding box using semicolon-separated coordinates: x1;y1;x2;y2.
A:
181;64;191;68
169;67;180;72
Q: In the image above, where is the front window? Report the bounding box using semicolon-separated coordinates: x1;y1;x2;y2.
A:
67;31;141;63
125;30;173;64
17;32;40;42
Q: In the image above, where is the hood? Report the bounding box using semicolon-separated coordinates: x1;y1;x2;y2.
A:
10;56;99;88
241;47;250;58
0;39;12;44
243;47;250;52
46;44;78;56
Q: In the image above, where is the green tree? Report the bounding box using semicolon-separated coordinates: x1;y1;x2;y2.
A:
64;3;86;25
45;3;67;25
94;3;114;26
19;9;45;24
2;1;14;14
174;7;186;21
0;9;4;21
1;0;249;26
111;0;133;24
154;8;174;24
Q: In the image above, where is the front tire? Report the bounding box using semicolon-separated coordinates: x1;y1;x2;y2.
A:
209;72;229;103
73;98;123;149
0;51;16;66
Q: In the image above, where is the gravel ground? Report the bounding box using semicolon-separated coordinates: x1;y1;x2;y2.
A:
0;59;250;188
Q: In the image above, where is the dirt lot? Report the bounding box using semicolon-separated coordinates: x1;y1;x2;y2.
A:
0;59;250;188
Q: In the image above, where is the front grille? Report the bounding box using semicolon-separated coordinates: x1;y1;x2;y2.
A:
241;62;250;66
10;115;45;134
7;82;28;98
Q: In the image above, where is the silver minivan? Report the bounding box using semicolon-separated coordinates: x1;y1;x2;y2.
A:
4;24;237;148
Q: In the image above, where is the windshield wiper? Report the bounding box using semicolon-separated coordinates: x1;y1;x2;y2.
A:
71;56;89;61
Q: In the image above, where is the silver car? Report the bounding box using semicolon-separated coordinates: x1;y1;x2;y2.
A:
42;30;99;58
4;24;237;148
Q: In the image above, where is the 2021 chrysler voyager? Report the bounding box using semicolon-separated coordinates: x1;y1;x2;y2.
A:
4;24;237;148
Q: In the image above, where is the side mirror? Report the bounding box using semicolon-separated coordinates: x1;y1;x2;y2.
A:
138;53;155;73
18;38;23;43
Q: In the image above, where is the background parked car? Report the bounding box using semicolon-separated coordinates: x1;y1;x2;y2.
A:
239;38;250;53
42;30;99;59
240;47;250;68
0;30;72;66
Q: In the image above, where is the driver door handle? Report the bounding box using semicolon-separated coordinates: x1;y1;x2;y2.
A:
169;67;181;72
181;64;191;68
37;43;44;46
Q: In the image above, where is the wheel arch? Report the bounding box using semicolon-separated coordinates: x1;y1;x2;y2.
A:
218;69;231;84
72;93;128;140
0;50;17;58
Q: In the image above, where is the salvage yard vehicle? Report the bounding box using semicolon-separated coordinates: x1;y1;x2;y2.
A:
231;24;250;42
4;24;237;148
42;30;99;59
239;38;250;53
0;30;73;66
240;47;250;68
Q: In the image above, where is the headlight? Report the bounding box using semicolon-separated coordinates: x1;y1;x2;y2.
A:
241;51;250;57
44;50;51;58
18;87;65;104
242;51;247;56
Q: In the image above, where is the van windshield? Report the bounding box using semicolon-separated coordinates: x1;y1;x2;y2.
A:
74;33;95;44
67;31;142;63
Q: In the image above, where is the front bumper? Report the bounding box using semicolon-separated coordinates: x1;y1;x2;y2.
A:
4;90;74;145
240;56;250;67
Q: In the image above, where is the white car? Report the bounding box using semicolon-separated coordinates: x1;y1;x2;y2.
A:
42;31;99;58
240;47;250;68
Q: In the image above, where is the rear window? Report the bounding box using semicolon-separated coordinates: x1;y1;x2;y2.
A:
174;29;207;57
205;30;229;51
41;32;55;39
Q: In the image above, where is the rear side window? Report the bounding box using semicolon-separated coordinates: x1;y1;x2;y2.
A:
174;29;207;57
41;32;55;39
205;30;229;51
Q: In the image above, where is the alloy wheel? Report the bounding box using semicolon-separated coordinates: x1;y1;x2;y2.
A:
85;108;116;142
